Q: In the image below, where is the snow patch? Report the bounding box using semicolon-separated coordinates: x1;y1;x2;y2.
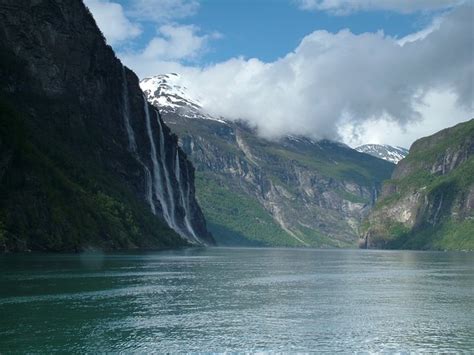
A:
355;144;408;164
140;74;227;124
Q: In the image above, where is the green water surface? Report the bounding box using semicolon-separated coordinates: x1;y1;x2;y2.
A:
1;248;473;352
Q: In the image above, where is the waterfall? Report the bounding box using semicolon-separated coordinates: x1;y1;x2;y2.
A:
175;150;199;242
155;110;179;231
143;96;172;225
142;166;155;214
122;71;200;243
121;66;154;213
121;66;137;153
184;170;199;242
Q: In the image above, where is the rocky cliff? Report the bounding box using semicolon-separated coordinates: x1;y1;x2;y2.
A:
362;119;474;250
0;0;213;252
142;75;395;247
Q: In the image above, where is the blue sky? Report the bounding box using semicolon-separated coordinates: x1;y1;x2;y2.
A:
85;0;472;147
189;2;431;64
98;0;439;64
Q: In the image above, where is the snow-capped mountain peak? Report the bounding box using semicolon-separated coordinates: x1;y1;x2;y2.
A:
355;144;409;164
140;73;226;122
141;73;201;110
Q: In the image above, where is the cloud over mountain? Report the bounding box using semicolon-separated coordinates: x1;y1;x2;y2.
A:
86;1;472;147
156;5;472;144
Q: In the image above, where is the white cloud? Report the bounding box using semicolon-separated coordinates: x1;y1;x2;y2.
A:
103;0;471;148
144;25;216;60
128;0;200;23
339;89;472;148
296;0;465;14
120;24;220;74
83;0;218;74
84;0;141;45
83;0;202;47
123;5;472;147
396;16;443;45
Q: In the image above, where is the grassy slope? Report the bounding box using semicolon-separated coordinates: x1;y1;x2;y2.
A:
171;117;394;247
0;98;186;252
366;119;474;250
249;136;394;189
386;157;474;250
195;172;349;247
195;173;296;247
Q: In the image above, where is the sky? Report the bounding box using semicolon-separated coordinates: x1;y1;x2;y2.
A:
84;0;473;148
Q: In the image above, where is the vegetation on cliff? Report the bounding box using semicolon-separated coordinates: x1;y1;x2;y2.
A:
158;113;394;247
362;119;474;250
0;0;212;251
0;98;185;252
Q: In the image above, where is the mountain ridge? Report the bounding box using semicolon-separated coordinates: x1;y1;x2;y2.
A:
141;73;395;247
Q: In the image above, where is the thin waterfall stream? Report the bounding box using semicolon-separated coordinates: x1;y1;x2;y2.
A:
143;96;172;226
121;66;155;213
175;150;199;242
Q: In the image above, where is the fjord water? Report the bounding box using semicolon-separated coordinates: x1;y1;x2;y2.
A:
1;248;473;352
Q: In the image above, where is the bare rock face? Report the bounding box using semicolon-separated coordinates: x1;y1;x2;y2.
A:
142;75;395;247
0;0;213;251
362;119;474;251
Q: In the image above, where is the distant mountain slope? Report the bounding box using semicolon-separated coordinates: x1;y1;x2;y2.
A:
362;119;474;251
141;74;395;247
0;0;213;252
356;144;408;164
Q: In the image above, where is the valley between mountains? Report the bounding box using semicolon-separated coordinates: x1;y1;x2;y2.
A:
141;74;397;247
0;0;472;252
141;74;473;250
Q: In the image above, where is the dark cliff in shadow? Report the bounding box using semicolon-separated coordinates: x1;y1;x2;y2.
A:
0;0;214;251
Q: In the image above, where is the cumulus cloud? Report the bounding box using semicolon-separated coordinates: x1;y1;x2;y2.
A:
85;0;219;74
153;5;470;143
84;0;201;46
120;24;221;73
339;89;472;148
143;25;218;60
84;0;141;45
296;0;465;14
89;0;471;147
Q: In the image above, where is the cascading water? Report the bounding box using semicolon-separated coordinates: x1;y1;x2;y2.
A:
155;110;180;232
121;66;155;213
184;167;199;242
143;96;172;225
142;167;154;214
175;150;199;242
121;67;137;153
122;72;201;242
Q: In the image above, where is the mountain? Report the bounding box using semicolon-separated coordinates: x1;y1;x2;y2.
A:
140;74;225;123
0;0;213;252
362;119;474;251
141;74;395;247
355;144;408;164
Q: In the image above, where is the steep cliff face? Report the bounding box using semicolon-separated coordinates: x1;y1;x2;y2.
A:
142;75;394;247
362;119;474;250
0;0;213;251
